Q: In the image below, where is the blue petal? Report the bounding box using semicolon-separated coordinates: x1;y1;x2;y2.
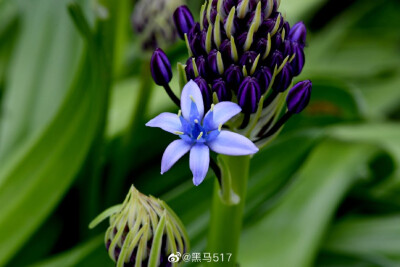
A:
161;139;192;174
207;130;259;155
203;102;242;131
179;134;193;143
181;80;204;121
146;112;182;134
189;143;210;186
205;129;220;142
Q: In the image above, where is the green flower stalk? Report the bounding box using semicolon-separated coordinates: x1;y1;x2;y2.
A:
90;186;189;267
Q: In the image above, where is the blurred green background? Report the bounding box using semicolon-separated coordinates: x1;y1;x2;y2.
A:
0;0;399;266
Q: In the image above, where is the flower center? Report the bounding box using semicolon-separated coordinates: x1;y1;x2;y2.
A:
191;120;206;141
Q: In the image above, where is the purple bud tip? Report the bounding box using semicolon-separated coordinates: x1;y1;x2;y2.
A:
173;5;195;40
224;64;243;93
208;49;220;75
289;21;307;46
286;80;312;113
194;77;212;110
212;78;232;101
272;64;293;92
238;77;261;113
151;48;172;86
254;66;272;94
291;42;305;76
268;50;284;68
239;51;258;72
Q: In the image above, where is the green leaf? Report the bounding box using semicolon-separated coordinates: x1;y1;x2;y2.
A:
0;4;110;265
245;130;323;223
238;140;380;267
279;0;329;23
322;215;400;261
329;123;400;165
0;0;84;159
30;235;112;267
360;75;400;119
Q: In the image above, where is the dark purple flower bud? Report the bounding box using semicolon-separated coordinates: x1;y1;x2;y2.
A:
289;21;307;47
185;56;207;80
286;80;312;113
282;40;293;57
220;39;233;62
258;19;275;36
208;49;223;75
238;77;261;113
150;48;172;85
290;42;305;76
272;33;282;51
255;38;267;53
185;57;195;80
273;0;279;12
212;78;232;101
202;6;218;28
210;8;218;25
194;77;212;110
197;56;208;77
254;66;272;94
283;21;290;39
237;32;248;51
270;12;284;31
196;56;208;77
223;0;237;14
187;22;199;41
224;64;243;93
268;50;283;68
188;23;207;56
239;51;258;72
272;64;293;92
173;6;195;40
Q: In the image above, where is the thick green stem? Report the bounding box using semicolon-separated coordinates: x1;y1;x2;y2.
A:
207;155;251;266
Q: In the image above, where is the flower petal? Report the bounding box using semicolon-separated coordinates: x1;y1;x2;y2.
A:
161;140;192;174
190;143;210;186
203;102;242;130
146;112;182;134
207;130;259;155
181;80;204;121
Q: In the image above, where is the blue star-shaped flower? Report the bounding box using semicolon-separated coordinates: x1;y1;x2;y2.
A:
146;80;259;186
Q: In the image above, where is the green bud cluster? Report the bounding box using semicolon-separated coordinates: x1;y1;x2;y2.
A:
90;186;189;267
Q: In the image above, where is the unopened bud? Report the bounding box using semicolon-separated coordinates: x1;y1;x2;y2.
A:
90;186;189;267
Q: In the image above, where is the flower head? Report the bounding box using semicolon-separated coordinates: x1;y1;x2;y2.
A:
146;80;258;185
150;0;313;150
90;186;189;266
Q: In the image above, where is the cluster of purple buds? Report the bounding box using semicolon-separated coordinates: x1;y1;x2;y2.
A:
151;0;312;147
